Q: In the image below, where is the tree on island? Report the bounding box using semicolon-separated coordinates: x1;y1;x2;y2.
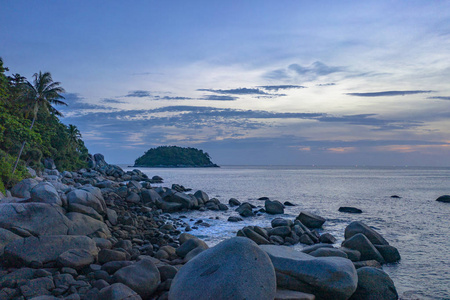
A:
12;71;67;174
134;146;219;167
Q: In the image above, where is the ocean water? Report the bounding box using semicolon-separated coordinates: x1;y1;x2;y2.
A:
123;165;450;299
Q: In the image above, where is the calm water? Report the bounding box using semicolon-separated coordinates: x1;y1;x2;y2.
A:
123;165;450;299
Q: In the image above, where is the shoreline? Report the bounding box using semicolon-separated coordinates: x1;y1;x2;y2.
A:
1;155;444;299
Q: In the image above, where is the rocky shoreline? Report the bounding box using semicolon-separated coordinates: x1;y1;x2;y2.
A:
0;154;409;299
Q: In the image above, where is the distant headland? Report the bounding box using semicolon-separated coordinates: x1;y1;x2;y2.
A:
133;146;219;168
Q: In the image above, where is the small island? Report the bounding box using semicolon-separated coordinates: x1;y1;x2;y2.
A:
134;146;219;168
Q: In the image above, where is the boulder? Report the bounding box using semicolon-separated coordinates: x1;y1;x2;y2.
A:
194;190;209;204
3;235;98;267
344;221;389;246
319;233;337;244
260;245;357;300
349;267;398;300
271;218;293;228
106;208;118;225
30;182;62;206
98;249;128;264
0;203;71;236
68;203;103;221
169;237;277;300
175;238;209;258
228;216;243;222
113;258;161;298
228;198;240;207
57;248;95;270
269;226;292;238
141;189;162;205
0;228;21;256
11;178;39;198
339;207;362;214
436;195;450;203
309;248;348;259
342;233;385;263
242;227;271;245
340;247;361;262
265;199;285;214
236;202;254;217
296;212;325;228
67;186;107;214
66;212;112;238
98;283;142;300
375;245;401;263
275;289;315;300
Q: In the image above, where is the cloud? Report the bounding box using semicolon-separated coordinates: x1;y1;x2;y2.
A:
316;83;336;86
318;114;423;130
264;61;345;81
155;96;193;100
62;93;104;110
201;95;238;101
288;61;345;76
125;90;151;97
198;88;268;95
102;98;126;104
346;90;433;97
428;96;450;100
258;85;306;91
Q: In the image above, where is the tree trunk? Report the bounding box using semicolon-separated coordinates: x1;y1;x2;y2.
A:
12;114;36;175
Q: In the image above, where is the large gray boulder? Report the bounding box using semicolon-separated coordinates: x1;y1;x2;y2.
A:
344;221;389;246
265;199;285;214
11;178;39;198
113;258;160;298
342;233;385;263
260;245;357;300
0;203;71;236
66;212;112;238
349;267;398;300
175;237;209;258
0;228;21;256
30;182;62;206
141;189;163;205
3;235;98;267
169;237;277;300
436;195;450;203
67;185;107;214
296;211;326;228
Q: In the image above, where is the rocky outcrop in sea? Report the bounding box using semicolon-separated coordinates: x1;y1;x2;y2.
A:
0;154;403;299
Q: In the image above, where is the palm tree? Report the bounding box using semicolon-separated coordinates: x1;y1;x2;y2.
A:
12;71;66;174
67;124;82;150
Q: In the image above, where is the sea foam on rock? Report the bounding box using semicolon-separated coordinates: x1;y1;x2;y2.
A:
169;237;277;300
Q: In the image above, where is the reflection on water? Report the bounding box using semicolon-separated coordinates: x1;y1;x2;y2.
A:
124;165;450;299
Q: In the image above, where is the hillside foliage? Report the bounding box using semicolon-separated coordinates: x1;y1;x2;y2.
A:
134;146;218;167
0;58;88;192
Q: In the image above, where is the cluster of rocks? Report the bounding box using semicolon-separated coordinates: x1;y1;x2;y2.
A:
0;154;404;299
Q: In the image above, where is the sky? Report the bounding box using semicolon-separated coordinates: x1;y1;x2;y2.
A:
1;0;450;166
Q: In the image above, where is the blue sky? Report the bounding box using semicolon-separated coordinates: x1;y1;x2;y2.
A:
1;1;450;166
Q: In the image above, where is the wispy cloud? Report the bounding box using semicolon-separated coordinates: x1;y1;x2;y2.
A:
264;61;345;81
198;88;268;95
62;93;105;110
347;90;433;97
125;90;151;97
201;95;238;101
102;98;126;104
428;96;450;100
258;85;306;91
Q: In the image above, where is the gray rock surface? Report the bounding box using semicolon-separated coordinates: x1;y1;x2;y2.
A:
29;181;62;206
67;186;107;214
260;245;357;300
349;267;398;300
342;233;385;263
344;221;389;246
0;228;21;256
296;212;326;228
66;212;111;238
57;248;95;270
3;235;98;267
98;283;142;300
169;237;277;300
113;258;160;298
11;178;39;198
0;203;71;236
265;199;285;214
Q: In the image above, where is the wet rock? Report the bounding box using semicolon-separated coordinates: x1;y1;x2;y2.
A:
338;207;362;214
265;200;285;215
296;212;325;228
261;245;357;300
353;260;382;269
390;195;401;199
236;202;254;217
375;245;401;263
194;190;209;205
271;218;293;228
268;226;292;238
113;258;160;298
169;237;276;300
319;233;337;244
309;247;348;259
342;233;385;263
301;243;335;254
349;267;398;300
175;238;208;258
228;198;240;207
283;201;296;206
227;216;243;222
242;227;271;245
344;221;389;246
141;189;162;205
299;234;314;245
275;289;315;300
339;247;361;262
436;195;450;203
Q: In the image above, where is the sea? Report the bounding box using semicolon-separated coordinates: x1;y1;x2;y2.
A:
122;165;450;299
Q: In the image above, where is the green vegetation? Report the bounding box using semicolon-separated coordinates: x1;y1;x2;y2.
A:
134;146;219;167
0;58;88;192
